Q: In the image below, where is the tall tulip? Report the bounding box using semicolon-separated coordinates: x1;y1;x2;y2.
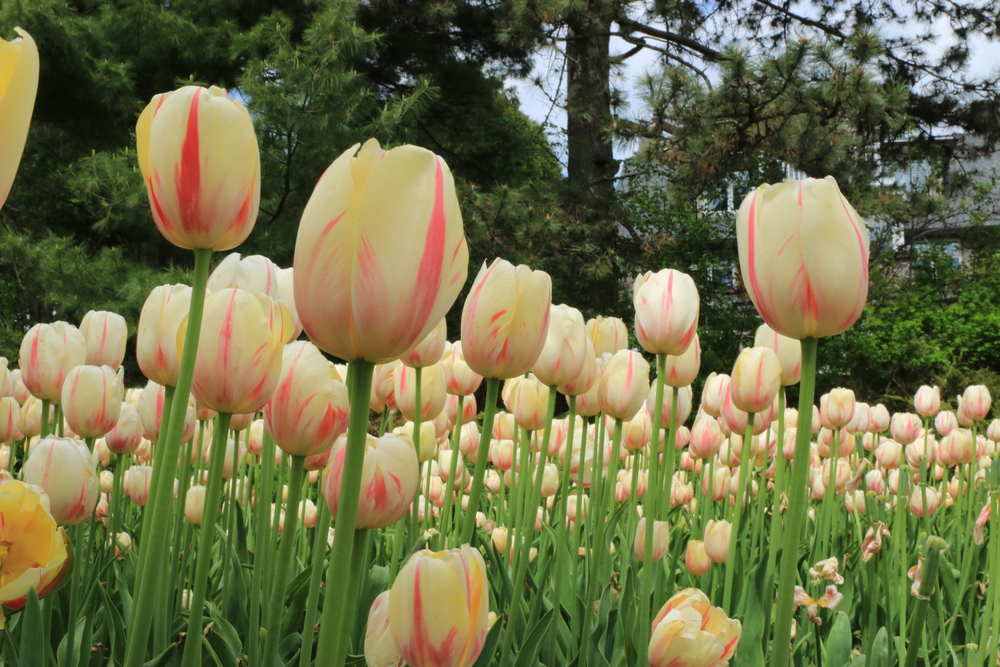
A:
648;589;741;667
599;350;651;422
403;318;448;369
730;347;781;414
914;385;941;418
0;28;38;211
388;545;489;667
633;269;699;356
532;304;588;387
586;316;629;357
136;86;260;250
207;252;280;299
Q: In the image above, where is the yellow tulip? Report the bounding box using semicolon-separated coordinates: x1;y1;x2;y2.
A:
294;139;468;363
191;288;291;414
736;176;869;340
0;28;38;211
648;588;741;667
461;259;551;380
136;86;260;250
0;480;69;629
388;545;489;667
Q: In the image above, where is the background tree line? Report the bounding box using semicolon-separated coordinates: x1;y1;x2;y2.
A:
1;0;999;411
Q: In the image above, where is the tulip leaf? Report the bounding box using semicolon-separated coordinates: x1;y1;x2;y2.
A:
141;643;178;667
97;580;127;666
823;611;853;667
514;608;555;667
471;620;503;667
734;561;767;667
869;627;889;667
17;589;44;667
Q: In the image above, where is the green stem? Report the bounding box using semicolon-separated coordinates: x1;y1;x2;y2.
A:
439;394;465;545
40;399;51;438
299;499;332;667
723;416;755;613
261;455;306;664
409;367;423;544
903;536;947;667
640;354;666;653
460;377;500;545
248;429;278;666
770;337;817;667
313;359;375;667
125;247;211;667
180;411;232;667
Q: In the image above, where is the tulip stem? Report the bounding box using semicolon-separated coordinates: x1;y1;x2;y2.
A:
299;497;332;667
460;377;500;545
904;536;947;667
409;367;423;544
40;399;50;438
249;428;278;667
440;394;465;546
314;359;375;667
762;387;786;642
262;455;306;664
550;393;577;660
181;410;232;667
770;337;817;667
723;416;755;614
125;247;211;667
640;353;666;654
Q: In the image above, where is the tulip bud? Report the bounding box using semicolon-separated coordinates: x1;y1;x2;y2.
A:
633;517;670;563
730;346;781;414
460;259;552;380
684;540;712;576
909;485;941;518
632;269;699;356
531;304;589;389
388;545;489;667
600;350;651;422
846;402;871;435
702;466;731;502
935;410;958;437
19;323;87;403
324;432;419;529
891;412;922;446
23;437;100;525
703;519;732;563
294;140;469;363
736;176;869;339
185;485;207;525
820;388;855;429
914;385;941;418
0;397;23;443
79;311;128;370
511;377;551;431
61;365;123;439
137;86;260;250
0;26;38;210
700;373;729;418
207;252;280;299
646;384;693;429
754;323;801;386
395;362;448;424
125;465;154;506
365;591;404;667
689;415;723;459
960;385;992;422
99;470;114;494
441;342;483;397
402;318;448;369
586;316;629;357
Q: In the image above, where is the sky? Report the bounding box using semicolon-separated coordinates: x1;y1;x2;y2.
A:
511;13;1000;165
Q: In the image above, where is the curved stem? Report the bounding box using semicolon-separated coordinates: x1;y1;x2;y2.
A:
180;411;232;667
313;359;375;667
770;337;817;667
126;247;211;667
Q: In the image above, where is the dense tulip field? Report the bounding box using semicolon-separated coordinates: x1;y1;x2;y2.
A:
0;25;997;667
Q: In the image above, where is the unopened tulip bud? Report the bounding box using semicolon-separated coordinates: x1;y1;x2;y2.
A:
511;377;550;431
960;385;992;422
532;304;589;388
185;485;207;525
909;486;941;518
684;540;712;575
365;591;404;667
891;413;922;446
23;436;99;525
730;346;781;414
754;323;801;386
914;385;941;418
935;410;958;437
701;373;728;418
61;365;123;439
125;465;154;506
869;404;890;433
647;384;693;428
79;311;127;370
703;519;732;563
632;269;699;356
395;362;448;424
633;517;670;563
586;316;628;357
820;388;855;429
600;350;650;422
0;397;22;443
19;322;87;402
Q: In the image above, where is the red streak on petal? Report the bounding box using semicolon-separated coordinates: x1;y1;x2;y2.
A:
176;91;205;234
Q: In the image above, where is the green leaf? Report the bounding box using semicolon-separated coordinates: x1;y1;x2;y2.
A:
823;611;853;667
870;627;889;667
142;643;178;667
514;608;555;667
734;561;767;667
17;589;44;667
470;620;503;667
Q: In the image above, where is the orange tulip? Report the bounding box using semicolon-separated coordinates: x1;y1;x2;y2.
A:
136;86;260;250
294;139;468;363
736;177;869;339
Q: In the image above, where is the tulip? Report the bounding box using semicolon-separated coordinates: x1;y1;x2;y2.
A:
648;588;741;667
275;267;303;341
511;377;551;431
935;410;958;437
78;311;128;370
441;342;483;397
754;323;801;385
99;470;115;495
395;362;448;424
137;380;169;442
661;334;701;389
891;412;922;446
372;361;400;413
701;373;729;418
633;269;699;356
185;485;207;524
191;289;291;414
736;176;869;339
136;85;260;250
19;323;87;403
648;384;694;430
125;465;154;506
685;540;712;576
61;365;123;439
600;350;651;422
874;439;902;469
388;545;489;667
437;449;465;484
460;259;552;379
403;319;448;369
22;437;100;525
458;422;481;460
0;27;38;211
323;432;420;529
730;346;781;414
586;316;629;357
294;139;468;363
490;440;515;471
136;285;192;387
491;526;510;555
219;438;247;479
703;519;732;563
689;415;723;460
820;388;855;429
532;304;589;387
914;385;941;418
623;412;653;451
960;385;992;422
365;591;404;667
263;341;349;458
0;398;22;443
207;252;280;299
702;467;731;502
401;421;439;463
869;404;890;433
909;485;941;518
10;369;29;404
634;517;670;563
846;402;871;435
0;480;70;629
